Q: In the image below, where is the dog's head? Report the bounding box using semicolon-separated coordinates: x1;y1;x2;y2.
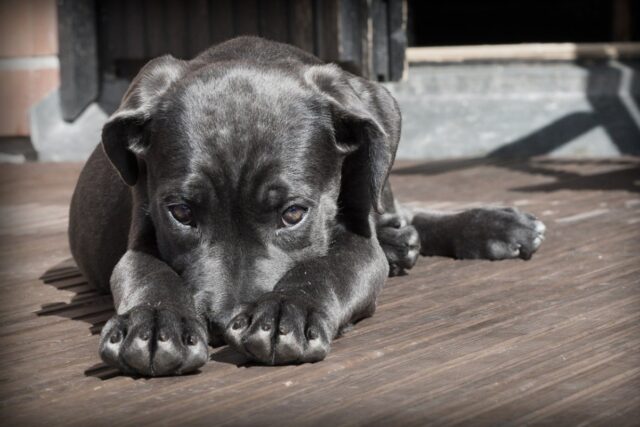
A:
101;52;399;330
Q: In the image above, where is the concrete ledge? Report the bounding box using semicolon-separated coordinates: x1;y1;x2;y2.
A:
407;43;640;63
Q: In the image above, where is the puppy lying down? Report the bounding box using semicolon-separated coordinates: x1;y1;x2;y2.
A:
68;37;546;376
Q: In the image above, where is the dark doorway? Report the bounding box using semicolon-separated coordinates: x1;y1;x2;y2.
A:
408;0;638;47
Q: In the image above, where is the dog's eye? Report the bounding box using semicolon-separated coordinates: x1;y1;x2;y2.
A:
282;205;307;227
169;204;193;226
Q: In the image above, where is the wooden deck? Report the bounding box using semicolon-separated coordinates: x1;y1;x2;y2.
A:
1;158;639;426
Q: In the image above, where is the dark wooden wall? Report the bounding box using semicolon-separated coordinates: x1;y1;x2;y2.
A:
57;0;406;121
96;0;406;81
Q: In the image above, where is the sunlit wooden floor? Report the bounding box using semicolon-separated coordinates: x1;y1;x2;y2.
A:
1;158;639;426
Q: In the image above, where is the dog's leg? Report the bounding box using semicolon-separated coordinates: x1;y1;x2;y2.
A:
224;228;387;365
410;207;546;260
98;250;208;376
376;179;546;271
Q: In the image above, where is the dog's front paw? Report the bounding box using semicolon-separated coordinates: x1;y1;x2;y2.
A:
225;292;334;365
455;207;546;260
377;214;421;276
99;306;208;376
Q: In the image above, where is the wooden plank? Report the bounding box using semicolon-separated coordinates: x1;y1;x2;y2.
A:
57;0;99;120
144;0;166;57
209;0;234;44
359;0;374;79
371;0;389;81
337;0;364;76
123;0;145;59
165;0;187;58
186;0;211;57
233;0;260;36
258;0;288;42
387;0;406;81
314;0;339;61
288;0;314;52
96;0;121;76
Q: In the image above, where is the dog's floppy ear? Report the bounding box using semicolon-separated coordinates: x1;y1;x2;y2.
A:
305;64;401;217
101;55;187;186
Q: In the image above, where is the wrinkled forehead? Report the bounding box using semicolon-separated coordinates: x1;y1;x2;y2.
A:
180;67;322;131
147;67;338;193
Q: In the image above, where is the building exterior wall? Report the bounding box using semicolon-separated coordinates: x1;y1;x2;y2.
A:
0;0;59;136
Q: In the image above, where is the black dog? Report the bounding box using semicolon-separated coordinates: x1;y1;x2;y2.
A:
68;37;545;376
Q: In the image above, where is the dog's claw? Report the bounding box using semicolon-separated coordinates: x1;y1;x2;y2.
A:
232;316;248;330
109;331;122;343
307;328;319;340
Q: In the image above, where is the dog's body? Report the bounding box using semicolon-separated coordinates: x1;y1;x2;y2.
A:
69;37;545;376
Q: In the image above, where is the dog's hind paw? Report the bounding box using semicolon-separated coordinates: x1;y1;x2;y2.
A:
453;207;546;260
99;306;208;376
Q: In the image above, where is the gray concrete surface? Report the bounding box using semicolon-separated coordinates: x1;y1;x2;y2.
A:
384;60;640;159
28;76;129;162
29;90;107;162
